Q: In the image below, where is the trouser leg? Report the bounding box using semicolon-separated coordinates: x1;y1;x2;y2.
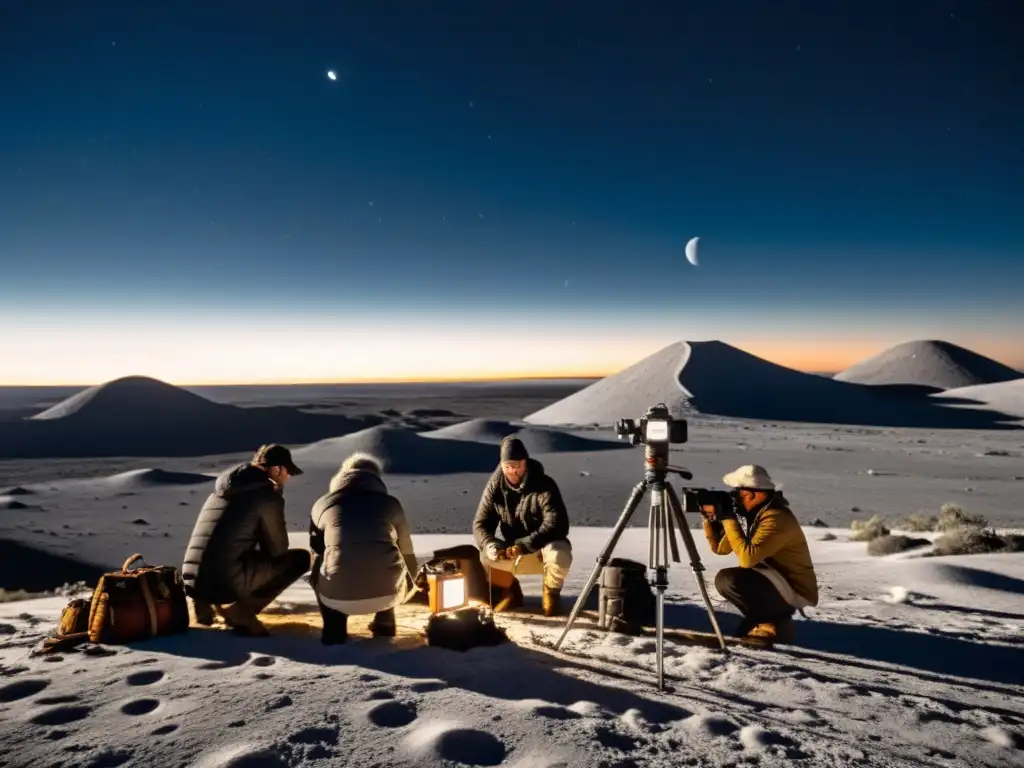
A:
714;567;794;624
242;549;311;614
309;554;347;643
539;540;573;590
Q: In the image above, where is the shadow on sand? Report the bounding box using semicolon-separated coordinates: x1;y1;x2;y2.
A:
142;624;693;727
657;601;1024;688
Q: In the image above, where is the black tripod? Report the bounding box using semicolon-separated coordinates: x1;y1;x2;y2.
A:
554;445;728;691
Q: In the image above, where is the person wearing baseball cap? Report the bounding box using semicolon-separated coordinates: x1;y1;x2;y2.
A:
700;464;818;647
472;436;573;616
181;443;311;636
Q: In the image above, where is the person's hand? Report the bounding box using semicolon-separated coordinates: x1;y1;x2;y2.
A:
700;504;718;523
505;544;522;560
485;543;505;561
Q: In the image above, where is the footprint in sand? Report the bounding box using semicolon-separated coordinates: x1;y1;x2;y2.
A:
37;695;81;705
249;655;278;668
153;724;179;736
121;698;161;716
0;678;50;702
84;747;134;767
287;725;340;746
126;669;165;686
366;700;417;728
404;722;507;766
29;704;93;726
189;743;289;767
367;690;395;701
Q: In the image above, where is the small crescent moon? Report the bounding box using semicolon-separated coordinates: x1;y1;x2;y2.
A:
685;236;700;266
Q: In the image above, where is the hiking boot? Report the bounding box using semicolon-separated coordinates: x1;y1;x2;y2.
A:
321;609;348;645
493;579;524;613
744;618;796;647
215;603;270;637
192;599;215;626
369;608;397;637
542;585;562;617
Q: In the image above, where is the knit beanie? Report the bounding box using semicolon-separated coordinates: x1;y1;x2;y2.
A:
499;436;529;462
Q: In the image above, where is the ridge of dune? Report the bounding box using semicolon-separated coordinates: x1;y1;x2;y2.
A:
421;418;627;453
933;378;1024;419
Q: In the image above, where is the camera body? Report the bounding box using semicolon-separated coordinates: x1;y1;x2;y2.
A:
614;403;688;447
683;488;736;518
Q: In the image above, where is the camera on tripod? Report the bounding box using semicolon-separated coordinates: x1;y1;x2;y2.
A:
614;403;688;447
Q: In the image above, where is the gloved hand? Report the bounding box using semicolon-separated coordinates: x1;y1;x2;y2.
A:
485;542;506;561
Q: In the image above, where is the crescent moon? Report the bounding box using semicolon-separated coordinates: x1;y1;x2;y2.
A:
685;236;700;266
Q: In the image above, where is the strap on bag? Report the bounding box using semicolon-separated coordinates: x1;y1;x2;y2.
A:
122;553;146;573
138;574;160;637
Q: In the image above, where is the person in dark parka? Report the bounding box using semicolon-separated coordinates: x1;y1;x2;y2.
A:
309;452;417;644
473;436;572;616
182;444;311;636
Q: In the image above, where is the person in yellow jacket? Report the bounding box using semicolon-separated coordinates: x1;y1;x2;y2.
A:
701;464;818;646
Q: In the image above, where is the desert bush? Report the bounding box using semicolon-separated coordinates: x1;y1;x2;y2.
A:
901;513;938;532
932;527;1005;556
937;503;987;532
1001;534;1024;552
867;534;931;556
851;515;890;542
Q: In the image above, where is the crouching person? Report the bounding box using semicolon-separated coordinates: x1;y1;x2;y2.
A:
182;444;312;637
473;437;572;616
702;464;819;646
309;452;417;644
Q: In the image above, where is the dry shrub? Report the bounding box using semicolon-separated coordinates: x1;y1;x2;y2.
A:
937;503;988;532
868;535;931;556
901;513;938;532
932;527;1005;556
851;515;890;542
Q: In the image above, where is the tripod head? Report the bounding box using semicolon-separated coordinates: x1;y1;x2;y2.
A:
615;403;690;489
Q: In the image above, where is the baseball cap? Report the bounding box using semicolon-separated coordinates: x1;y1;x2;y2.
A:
253;444;304;476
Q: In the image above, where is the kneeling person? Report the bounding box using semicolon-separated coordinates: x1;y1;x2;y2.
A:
473;437;572;616
309;453;417;644
182;444;312;636
702;464;819;646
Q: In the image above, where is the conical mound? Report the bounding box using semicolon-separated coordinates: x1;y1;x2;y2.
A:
292;425;499;474
30;375;225;422
524;341;1021;429
423;419;521;442
834;340;1021;391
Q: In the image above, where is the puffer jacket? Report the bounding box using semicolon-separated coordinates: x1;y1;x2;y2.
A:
181;463;290;603
472;458;570;554
309;469;416;603
703;493;819;607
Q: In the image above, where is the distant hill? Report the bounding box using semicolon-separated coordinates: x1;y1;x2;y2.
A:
834;340;1021;393
421;418;629;453
0;375;380;459
523;341;1020;429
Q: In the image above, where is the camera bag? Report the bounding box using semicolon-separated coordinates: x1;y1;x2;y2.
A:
34;553;190;655
598;558;656;635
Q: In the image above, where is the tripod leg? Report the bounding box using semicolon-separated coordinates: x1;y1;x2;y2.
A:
666;484;728;651
554;480;647;651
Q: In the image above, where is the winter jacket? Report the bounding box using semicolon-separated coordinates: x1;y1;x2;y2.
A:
703;494;819;607
181;463;291;603
309;469;417;603
472;458;570;554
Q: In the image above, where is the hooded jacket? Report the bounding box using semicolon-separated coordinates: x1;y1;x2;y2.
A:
472;458;570;554
703;492;819;607
181;463;290;602
309;468;417;604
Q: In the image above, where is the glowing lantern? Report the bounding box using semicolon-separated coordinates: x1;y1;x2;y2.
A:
426;562;469;614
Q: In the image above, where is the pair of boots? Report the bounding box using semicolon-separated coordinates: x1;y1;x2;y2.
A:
492;580;563;617
321;607;396;645
193;599;269;637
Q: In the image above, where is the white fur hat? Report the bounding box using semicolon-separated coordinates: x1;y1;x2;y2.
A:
722;464;775;490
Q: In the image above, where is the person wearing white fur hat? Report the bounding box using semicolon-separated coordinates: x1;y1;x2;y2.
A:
309;452;418;644
700;464;818;646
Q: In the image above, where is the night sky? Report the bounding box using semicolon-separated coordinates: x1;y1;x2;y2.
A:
2;1;1022;384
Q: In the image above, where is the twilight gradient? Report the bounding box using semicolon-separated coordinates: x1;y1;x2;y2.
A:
1;2;1022;384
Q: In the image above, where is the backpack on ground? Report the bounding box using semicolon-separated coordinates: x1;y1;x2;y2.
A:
35;553;190;654
598;558;656;635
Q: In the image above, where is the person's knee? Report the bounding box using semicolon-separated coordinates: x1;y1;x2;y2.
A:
715;567;741;597
542;540;573;569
